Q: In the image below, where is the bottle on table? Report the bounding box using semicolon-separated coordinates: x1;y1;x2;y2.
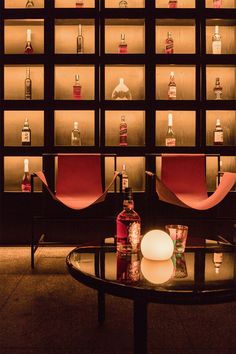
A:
119;115;128;146
25;67;32;100
212;25;221;54
121;164;129;192
25;0;34;7
213;77;223;100
165;31;174;54
24;29;33;54
118;34;128;54
77;24;84;54
71;121;82;146
168;71;176;100
21;159;31;192
213;118;223;145
73;74;82;100
21;118;31;146
165;113;176;146
116;187;141;254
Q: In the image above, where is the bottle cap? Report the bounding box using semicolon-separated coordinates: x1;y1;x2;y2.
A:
119;78;124;84
122;164;126;171
121;115;125;121
216;118;221;125
78;24;82;34
215;25;219;33
74;121;79;129
27;29;31;41
75;74;80;81
168;113;173;125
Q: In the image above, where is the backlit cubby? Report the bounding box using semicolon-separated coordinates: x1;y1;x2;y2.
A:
206;66;236;100
206;20;236;55
4;111;44;147
54;110;95;146
205;0;236;8
4;0;44;8
206;110;236;146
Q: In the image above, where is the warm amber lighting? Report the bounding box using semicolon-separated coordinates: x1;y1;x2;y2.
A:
141;230;174;261
141;257;174;284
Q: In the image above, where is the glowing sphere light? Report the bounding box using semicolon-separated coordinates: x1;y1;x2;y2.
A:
141;229;174;261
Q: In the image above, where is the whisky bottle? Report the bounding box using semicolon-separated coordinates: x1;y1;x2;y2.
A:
111;78;132;100
119;115;128;146
119;0;128;8
116;187;141;254
165;32;174;54
76;0;84;7
77;24;84;54
165;113;176;146
73;74;82;100
168;0;178;8
216;160;224;187
213;118;223;145
213;77;223;100
21;159;31;192
24;29;33;54
118;34;128;54
25;0;34;7
212;25;221;54
213;0;222;8
213;252;223;274
25;67;32;100
21;118;31;146
168;71;176;100
121;164;129;192
71;121;82;146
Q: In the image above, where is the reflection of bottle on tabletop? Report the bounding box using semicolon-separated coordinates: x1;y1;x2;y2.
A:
116;252;140;284
172;253;188;278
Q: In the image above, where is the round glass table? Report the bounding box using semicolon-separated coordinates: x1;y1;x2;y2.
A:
66;242;236;354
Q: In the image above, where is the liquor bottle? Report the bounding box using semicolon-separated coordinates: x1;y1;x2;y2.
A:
21;159;31;192
24;29;33;54
116;252;140;284
121;164;128;192
111;78;132;100
212;25;221;54
168;71;176;100
119;0;128;8
73;74;82;100
213;252;223;274
168;0;178;8
213;0;222;8
165;32;174;54
116;187;141;254
213;118;223;145
119;115;128;146
216;160;224;187
25;0;34;7
118;34;128;54
213;77;223;100
77;24;84;54
76;0;84;7
25;67;32;100
71;121;82;146
21;118;31;146
165;113;176;146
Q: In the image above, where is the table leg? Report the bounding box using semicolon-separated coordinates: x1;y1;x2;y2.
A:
133;299;147;354
98;291;105;324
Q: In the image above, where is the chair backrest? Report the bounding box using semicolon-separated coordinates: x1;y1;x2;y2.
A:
56;154;103;197
161;154;208;198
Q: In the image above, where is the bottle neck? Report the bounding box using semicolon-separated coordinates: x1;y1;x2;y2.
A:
123;199;134;210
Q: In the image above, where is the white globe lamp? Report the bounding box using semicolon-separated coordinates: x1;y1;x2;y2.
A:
141;229;174;261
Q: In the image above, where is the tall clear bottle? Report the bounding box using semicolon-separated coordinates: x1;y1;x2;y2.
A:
168;71;176;100
213;77;223;100
73;74;82;100
119;0;128;8
119;115;128;146
24;29;33;54
165;113;176;146
71;121;82;146
118;34;128;54
121;164;129;192
21;118;31;146
21;159;31;192
25;67;32;100
25;0;34;7
212;25;221;54
168;0;178;8
111;78;132;100
165;32;174;54
116;187;141;254
77;24;84;54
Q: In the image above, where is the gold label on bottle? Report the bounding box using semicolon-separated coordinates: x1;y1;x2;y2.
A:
22;132;30;142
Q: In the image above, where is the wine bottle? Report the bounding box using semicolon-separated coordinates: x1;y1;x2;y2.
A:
168;71;176;100
118;34;128;54
213;77;223;100
71;121;82;146
213;0;222;8
21;118;31;146
119;0;128;8
24;29;33;54
213;252;223;274
76;0;84;7
116;187;141;254
111;78;132;100
77;24;84;54
165;32;174;54
21;159;31;192
119;115;128;146
212;25;221;54
25;67;32;100
213;118;223;145
168;0;178;8
165;113;176;146
73;74;82;100
121;164;129;192
25;0;34;7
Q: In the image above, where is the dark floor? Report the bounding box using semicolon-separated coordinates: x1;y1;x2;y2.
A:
0;246;236;354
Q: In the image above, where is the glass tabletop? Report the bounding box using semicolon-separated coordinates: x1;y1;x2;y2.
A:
66;241;236;304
